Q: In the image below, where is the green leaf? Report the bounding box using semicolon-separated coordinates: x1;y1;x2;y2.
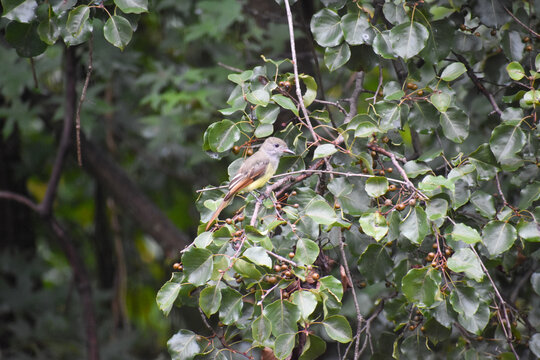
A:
532;273;540;296
256;104;280;124
219;287;243;325
103;15;133;50
324;43;351;71
114;0;148;14
357;243;392;282
402;267;442;308
291;290;317;321
482;221;517;257
5;22;47;58
365;176;388;198
194;231;213;248
341;10;371;45
243;246;272;268
294;238;320;265
252;315;272;343
207;119;241;153
457;302;489;335
389;22;429;60
66;5;90;36
447;248;484;282
313;143;337;160
400;206;429;244
404;161;431;178
359;211;388;241
409;101;439;131
274;333;296;360
263;300;301;337
419;175;455;192
426;198;448;221
450;223;482;244
450;284;480;315
168;330;201;360
439;107;469;143
272;94;299;116
2;0;37;23
323;315;352;343
246;88;270;106
233;258;262;279
470;191;496;218
536;53;540;72
354;120;379;138
182;248;214;286
506;61;525;81
440;62;467;81
305;200;337;225
489;124;526;163
375;101;402;131
156;274;182;316
519;182;540;209
310;8;343;47
469;144;498;180
199;285;222;317
517;220;540;242
299;334;327;360
383;81;405;101
319;275;343;301
37;16;59;45
430;92;451;113
228;70;252;85
373;30;394;59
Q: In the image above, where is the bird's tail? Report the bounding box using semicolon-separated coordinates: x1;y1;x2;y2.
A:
205;196;232;231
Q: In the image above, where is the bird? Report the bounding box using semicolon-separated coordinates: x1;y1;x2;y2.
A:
205;137;294;230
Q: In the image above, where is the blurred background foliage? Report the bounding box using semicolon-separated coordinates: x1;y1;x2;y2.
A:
0;0;294;358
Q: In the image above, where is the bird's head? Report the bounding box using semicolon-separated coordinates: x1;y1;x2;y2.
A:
261;137;295;157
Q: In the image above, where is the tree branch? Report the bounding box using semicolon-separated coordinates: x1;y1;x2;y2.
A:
452;52;502;116
503;7;540;39
76;37;93;167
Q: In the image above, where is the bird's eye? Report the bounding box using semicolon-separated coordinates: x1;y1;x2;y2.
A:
274;144;279;148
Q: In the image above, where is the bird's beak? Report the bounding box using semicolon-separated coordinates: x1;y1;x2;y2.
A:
284;148;295;155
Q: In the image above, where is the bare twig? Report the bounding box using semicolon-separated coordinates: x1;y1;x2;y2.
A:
283;0;319;143
338;230;364;360
76;38;94;167
503;7;540;39
468;245;519;359
217;62;243;73
495;172;509;206
452;52;502;115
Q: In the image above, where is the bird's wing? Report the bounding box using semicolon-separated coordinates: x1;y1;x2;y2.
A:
225;157;269;200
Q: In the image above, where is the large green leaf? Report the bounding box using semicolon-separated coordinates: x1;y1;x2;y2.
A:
294;238;320;265
400;206;429;244
310;8;343;47
439;107;469;143
450;223;482;244
156;273;182;316
389;22;429;59
299;334;327;360
243;246;272;268
207;119;241;153
168;330;201;360
233;258;262;279
252;315;272;343
359;211;388;241
274;333;296;360
5;21;47;57
447;248;484;281
246;88;270;106
324;43;350;71
457;302;489;335
182;247;214;286
440;62;466;81
114;0;148;14
263;300;301;337
199;285;222;317
489;124;526;164
291;290;317;321
517;220;540;242
449;284;479;315
37;16;60;45
357;243;392;282
313;143;338;160
341;10;371;45
322;315;352;343
103;15;133;50
2;0;37;23
482;221;517;257
402;267;442;308
365;176;388;198
219;287;243;325
66;5;90;36
305;199;337;225
506;61;525;81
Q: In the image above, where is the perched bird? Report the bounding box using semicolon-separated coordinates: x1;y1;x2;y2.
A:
206;137;294;230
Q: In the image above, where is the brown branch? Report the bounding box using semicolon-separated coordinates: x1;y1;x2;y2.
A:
0;191;100;360
503;7;540;39
283;0;319;143
76;38;94;166
452;52;502;115
38;46;77;217
338;230;364;360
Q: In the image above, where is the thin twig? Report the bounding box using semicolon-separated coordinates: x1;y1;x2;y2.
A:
452;52;502;115
29;57;39;89
494;172;508;206
217;62;243;73
0;191;39;212
503;7;540;38
468;245;519;359
283;0;319;143
267;250;298;267
76;38;94;167
338;230;363;360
